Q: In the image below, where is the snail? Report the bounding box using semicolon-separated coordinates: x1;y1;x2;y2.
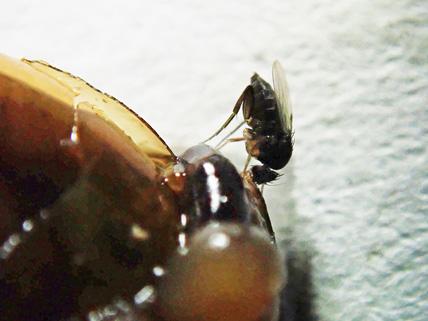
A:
0;54;285;321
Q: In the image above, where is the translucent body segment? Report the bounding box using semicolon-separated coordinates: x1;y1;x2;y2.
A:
0;54;175;169
157;223;285;321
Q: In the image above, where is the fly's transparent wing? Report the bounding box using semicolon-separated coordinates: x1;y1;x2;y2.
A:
272;60;293;132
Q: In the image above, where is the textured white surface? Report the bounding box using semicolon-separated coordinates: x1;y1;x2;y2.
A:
1;1;427;320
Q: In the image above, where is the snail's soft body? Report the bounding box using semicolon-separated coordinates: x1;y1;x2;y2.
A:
0;54;284;321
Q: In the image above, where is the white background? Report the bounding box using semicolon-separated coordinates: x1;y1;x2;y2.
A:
1;1;427;320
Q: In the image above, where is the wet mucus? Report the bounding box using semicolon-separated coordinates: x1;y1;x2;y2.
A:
171;144;274;236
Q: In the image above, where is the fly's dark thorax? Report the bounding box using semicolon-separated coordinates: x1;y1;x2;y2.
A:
247;73;281;135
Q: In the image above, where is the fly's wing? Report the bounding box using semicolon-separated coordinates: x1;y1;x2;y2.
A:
21;59;175;168
272;60;293;133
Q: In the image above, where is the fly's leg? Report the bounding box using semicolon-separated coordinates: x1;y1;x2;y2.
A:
243;153;252;172
216;136;245;150
214;120;246;149
203;85;252;143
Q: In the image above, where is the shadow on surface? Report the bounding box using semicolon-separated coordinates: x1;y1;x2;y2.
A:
279;241;318;321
